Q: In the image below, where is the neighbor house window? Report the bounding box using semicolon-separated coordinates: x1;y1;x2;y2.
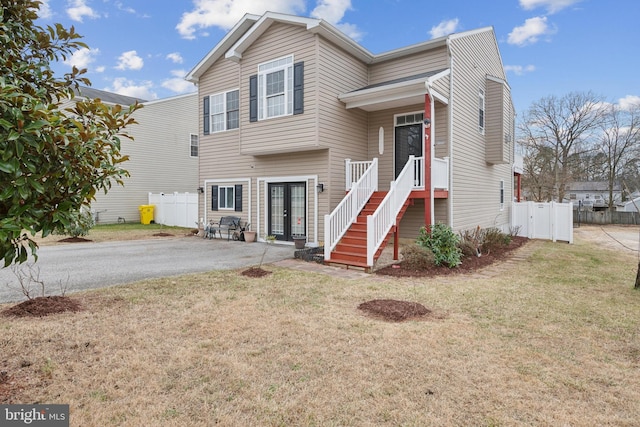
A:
499;180;505;210
258;56;293;120
219;186;235;210
209;89;239;133
190;133;198;157
478;88;485;134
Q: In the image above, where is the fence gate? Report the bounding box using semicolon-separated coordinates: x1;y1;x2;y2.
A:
512;202;573;243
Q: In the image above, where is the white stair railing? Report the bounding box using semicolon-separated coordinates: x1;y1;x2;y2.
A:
324;158;378;261
366;156;420;266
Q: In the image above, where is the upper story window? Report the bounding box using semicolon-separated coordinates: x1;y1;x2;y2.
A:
190;133;198;157
249;57;304;122
258;56;293;120
478;88;485;134
204;89;239;134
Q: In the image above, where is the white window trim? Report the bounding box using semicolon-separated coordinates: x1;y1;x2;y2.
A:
209;89;239;133
219;186;235;210
499;180;505;211
258;55;294;121
189;133;198;158
478;87;485;135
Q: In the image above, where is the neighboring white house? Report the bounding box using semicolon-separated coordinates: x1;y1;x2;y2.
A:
616;197;640;212
69;87;199;224
564;181;622;208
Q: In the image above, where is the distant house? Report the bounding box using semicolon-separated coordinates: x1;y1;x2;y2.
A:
616;197;640;212
186;12;517;269
564;181;622;208
61;87;199;224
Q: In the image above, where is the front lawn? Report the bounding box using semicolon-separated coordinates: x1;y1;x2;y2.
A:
1;236;639;426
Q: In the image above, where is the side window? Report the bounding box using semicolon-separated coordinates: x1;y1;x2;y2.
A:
499;180;504;210
478;88;485;134
208;90;239;133
190;133;198;157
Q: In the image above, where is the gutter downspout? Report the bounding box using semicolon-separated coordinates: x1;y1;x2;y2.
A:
424;83;435;227
446;38;454;229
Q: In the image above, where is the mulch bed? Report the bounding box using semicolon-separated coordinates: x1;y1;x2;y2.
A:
358;299;432;322
241;267;273;278
58;237;92;243
1;296;82;318
375;236;529;278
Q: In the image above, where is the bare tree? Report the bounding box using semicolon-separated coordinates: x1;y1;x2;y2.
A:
597;104;640;209
519;91;607;202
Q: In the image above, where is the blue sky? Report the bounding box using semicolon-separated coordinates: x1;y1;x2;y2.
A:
38;0;640;115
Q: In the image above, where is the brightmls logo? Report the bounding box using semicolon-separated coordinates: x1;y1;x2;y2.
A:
1;405;69;426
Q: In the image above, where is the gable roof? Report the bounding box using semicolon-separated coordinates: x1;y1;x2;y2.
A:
76;86;146;105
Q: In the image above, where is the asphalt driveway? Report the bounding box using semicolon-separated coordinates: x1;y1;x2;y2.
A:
0;236;295;304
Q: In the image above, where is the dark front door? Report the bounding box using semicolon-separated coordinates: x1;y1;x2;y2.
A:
268;182;306;241
394;123;423;179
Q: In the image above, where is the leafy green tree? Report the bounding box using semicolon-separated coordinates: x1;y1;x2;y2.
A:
1;1;141;266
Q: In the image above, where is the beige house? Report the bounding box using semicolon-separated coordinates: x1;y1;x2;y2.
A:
187;12;515;269
65;88;199;224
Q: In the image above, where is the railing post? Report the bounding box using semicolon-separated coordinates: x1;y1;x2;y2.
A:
345;158;351;191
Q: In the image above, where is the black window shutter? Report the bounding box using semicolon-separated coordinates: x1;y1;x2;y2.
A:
211;185;218;211
203;96;210;135
249;75;258;122
234;184;243;212
293;61;304;115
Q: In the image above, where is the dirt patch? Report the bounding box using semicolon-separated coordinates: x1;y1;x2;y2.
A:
57;237;92;243
375;236;529;278
358;299;437;322
241;267;273;278
152;232;174;237
1;296;82;318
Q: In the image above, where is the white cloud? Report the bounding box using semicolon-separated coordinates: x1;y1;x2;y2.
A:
508;16;554;46
176;0;306;39
106;78;157;100
166;52;184;64
161;70;197;94
519;0;582;14
63;47;100;69
115;50;144;71
37;0;53;19
310;0;362;41
95;65;105;73
67;0;100;22
429;19;460;39
115;1;136;14
504;64;536;75
618;95;640;110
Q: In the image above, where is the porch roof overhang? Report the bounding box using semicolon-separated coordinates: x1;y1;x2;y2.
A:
338;69;450;111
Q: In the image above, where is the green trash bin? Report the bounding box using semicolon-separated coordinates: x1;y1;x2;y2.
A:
139;205;155;224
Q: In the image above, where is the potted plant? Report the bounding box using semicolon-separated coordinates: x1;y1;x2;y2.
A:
293;234;306;249
243;224;256;242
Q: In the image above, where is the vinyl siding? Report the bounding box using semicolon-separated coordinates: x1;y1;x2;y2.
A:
89;93;199;224
369;46;449;85
317;38;369;219
238;23;318;155
399;199;448;238
485;77;510;164
448;29;514;233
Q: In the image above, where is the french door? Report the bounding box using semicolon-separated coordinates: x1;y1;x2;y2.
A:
268;182;306;241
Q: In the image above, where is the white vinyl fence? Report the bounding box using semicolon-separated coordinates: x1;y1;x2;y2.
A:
148;192;199;228
512;201;573;243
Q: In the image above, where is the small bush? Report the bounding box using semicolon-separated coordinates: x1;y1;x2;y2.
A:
481;227;512;253
458;226;482;257
401;243;435;269
416;223;461;268
54;207;95;238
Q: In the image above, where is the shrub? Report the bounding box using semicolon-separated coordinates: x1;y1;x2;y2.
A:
481;227;512;253
53;207;95;238
401;243;435;269
416;223;462;268
458;226;482;257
